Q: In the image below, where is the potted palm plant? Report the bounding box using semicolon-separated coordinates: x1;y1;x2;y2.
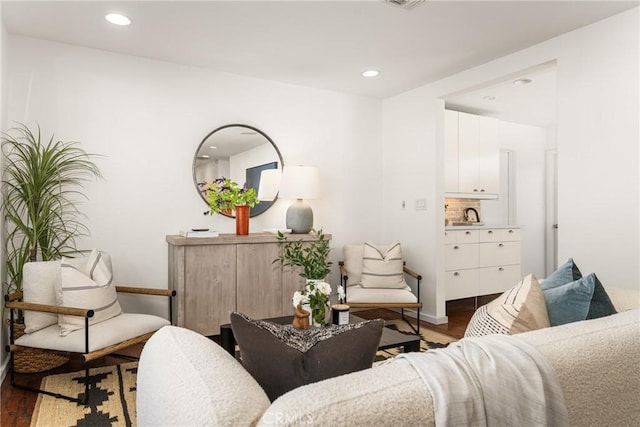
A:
205;177;259;235
2;123;102;294
2;123;102;372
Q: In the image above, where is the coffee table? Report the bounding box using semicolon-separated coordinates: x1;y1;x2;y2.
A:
219;314;420;356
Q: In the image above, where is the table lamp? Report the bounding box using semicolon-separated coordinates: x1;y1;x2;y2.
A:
257;169;282;201
279;165;321;234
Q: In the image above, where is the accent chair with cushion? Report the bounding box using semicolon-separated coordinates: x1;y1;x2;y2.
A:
339;241;422;334
4;250;175;403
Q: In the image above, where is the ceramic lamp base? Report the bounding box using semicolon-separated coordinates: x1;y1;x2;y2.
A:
286;199;313;234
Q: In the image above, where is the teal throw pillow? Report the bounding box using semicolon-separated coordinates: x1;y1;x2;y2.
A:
543;274;595;326
585;273;617;320
540;258;582;291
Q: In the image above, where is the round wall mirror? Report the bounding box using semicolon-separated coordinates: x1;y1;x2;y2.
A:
193;124;283;218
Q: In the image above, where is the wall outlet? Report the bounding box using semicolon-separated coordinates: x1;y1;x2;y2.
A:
415;198;427;210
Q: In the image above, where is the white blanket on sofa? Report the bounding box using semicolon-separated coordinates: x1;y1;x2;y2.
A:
396;335;568;427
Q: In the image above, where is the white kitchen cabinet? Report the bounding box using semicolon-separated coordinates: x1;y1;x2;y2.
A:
445;110;500;197
445;226;521;301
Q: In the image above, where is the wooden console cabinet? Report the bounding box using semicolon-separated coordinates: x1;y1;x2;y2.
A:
166;233;330;336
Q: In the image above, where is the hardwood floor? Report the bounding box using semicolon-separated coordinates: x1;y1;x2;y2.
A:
1;300;483;426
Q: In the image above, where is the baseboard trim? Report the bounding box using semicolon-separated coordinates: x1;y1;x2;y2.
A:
388;307;449;326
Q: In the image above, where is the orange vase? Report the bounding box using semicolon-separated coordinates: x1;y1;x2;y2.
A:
235;205;250;235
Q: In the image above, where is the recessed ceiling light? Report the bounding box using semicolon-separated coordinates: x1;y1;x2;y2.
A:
362;70;380;78
105;13;131;26
209;146;217;150
482;95;497;101
200;154;210;159
513;78;533;85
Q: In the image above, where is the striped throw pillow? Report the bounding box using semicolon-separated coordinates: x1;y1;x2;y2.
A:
360;241;406;289
464;274;550;337
57;249;122;336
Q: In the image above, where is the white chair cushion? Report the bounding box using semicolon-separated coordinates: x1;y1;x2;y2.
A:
137;326;270;427
22;260;60;334
361;241;405;289
14;313;169;353
343;245;364;286
57;250;121;336
346;284;417;304
21;252;114;334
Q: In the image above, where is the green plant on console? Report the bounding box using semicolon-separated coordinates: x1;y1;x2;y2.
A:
1;123;102;294
274;228;332;280
206;177;259;214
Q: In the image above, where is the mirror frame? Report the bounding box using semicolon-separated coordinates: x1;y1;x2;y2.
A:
193;124;284;218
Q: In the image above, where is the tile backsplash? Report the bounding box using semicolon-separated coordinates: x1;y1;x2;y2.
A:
445;198;481;224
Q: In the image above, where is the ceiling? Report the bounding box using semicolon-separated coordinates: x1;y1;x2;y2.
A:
2;0;638;127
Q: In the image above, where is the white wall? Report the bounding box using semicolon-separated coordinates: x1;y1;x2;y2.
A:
0;6;9;383
383;8;639;323
6;36;385;316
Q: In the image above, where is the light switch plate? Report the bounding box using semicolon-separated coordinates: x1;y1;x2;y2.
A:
415;198;427;210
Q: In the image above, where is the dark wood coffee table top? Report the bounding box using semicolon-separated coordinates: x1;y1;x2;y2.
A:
219;314;420;356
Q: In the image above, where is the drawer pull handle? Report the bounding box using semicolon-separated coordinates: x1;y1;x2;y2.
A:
454;272;460;276
465;231;471;235
498;267;504;271
498;243;504;247
473;189;478;192
480;189;485;192
508;229;514;233
488;230;493;234
453;246;460;250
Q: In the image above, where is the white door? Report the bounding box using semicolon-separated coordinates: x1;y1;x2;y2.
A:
545;150;558;276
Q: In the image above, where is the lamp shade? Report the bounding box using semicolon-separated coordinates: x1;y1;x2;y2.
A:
257;169;282;201
279;166;321;200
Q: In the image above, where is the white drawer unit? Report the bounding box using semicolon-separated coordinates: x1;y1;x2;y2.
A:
478;265;522;295
444;269;479;301
445;227;522;301
479;241;521;267
445;243;479;271
479;228;520;242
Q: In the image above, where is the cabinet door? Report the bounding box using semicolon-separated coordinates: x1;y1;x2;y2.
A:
237;243;283;319
479;241;521;267
458;112;480;193
479;265;521;295
445;110;459;192
184;245;236;336
477;116;500;194
445;243;479;271
445;269;479;300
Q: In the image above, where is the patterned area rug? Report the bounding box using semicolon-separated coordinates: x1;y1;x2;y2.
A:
30;362;137;427
30;322;457;427
374;318;457;361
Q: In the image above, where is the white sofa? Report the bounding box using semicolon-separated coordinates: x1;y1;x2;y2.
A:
137;288;639;426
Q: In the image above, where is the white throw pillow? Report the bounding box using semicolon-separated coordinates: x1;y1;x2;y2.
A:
360;241;406;289
57;249;122;336
464;274;550;337
343;245;365;286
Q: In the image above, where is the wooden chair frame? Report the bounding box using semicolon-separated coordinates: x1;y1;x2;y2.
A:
339;261;422;335
4;286;176;404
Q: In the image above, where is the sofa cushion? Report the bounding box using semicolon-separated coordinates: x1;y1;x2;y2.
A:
231;312;384;401
464;274;550;337
137;326;270;427
543;273;617;326
57;250;121;336
541;258;582;290
541;259;617;325
361;241;406;289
